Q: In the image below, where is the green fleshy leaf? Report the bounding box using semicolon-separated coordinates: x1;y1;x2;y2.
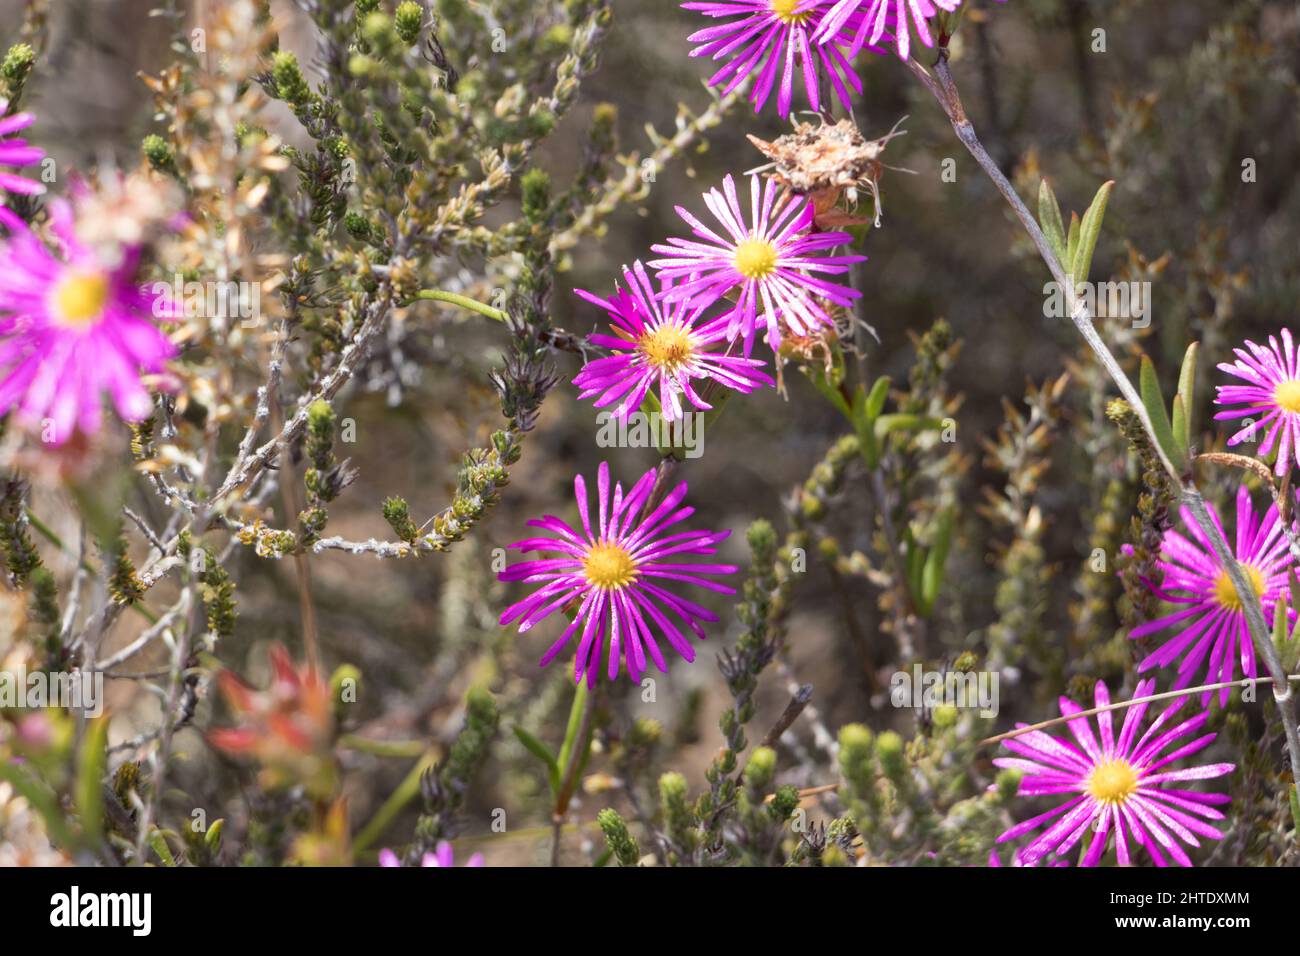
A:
865;376;891;421
920;507;956;616
1177;342;1199;451
150;829;178;866
1070;180;1114;285
874;413;945;441
1139;354;1181;468
1065;212;1081;282
513;725;561;795
205;818;225;854
853;377;891;469
1037;178;1067;266
1171;395;1189;465
76;716;110;848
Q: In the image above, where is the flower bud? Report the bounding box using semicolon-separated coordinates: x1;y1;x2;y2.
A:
875;730;905;781
745;745;777;792
597;808;640;867
394;2;423;45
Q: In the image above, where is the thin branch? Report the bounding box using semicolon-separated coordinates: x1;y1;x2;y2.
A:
980;675;1300;747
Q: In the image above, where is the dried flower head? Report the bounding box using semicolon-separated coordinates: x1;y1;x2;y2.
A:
748;116;909;226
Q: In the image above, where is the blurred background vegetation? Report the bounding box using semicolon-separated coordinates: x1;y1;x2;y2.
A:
7;0;1298;863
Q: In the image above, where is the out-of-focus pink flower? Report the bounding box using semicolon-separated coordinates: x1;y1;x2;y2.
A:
0;201;176;444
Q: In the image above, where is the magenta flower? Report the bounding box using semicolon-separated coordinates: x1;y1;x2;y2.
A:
0;201;176;444
572;261;773;421
0;104;44;197
649;173;864;353
996;679;1234;867
499;462;737;686
1128;486;1291;706
683;1;869;119
815;0;960;60
379;841;484;867
986;848;1067;867
1214;329;1300;477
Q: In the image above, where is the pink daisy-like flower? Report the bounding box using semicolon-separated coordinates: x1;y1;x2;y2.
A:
0;201;176;444
379;841;484;868
683;1;870;119
1214;328;1300;477
996;679;1234;867
499;462;737;686
1128;486;1291;706
0;103;44;197
572;261;773;422
815;0;977;60
649;173;864;353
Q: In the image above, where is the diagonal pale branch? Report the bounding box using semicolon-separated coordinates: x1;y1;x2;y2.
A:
979;675;1300;747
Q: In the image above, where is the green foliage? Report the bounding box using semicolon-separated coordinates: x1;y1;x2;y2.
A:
597;808;640;866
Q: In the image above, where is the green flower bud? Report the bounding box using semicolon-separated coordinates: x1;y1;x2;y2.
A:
382;496;420;543
526;109;557;139
745;745;777;792
768;784;800;822
932;704;958;729
1;43;34;94
540;24;574;57
995;768;1022;803
362;12;395;46
141;134;176;175
590;102;617;146
875;730;906;780
520;167;551;223
271;51;311;106
597;808;640;867
746;518;777;555
330;664;361;713
628;717;662;748
344;211;372;241
394;1;423;44
658;771;695;848
837;722;874;790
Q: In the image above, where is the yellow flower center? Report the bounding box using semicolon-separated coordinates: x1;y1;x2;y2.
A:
1212;564;1265;613
770;0;812;24
583;541;637;590
1086;758;1139;806
733;237;779;280
640;325;694;373
1274;380;1300;414
52;271;109;328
